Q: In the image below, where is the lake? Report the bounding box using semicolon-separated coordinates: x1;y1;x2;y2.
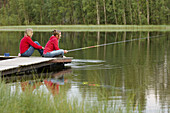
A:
0;31;170;112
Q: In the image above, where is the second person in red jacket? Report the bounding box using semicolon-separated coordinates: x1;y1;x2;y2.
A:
20;28;44;57
43;30;68;58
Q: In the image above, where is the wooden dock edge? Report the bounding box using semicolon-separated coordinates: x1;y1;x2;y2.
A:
49;57;73;63
0;56;73;76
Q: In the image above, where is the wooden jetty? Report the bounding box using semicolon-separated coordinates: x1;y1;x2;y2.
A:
0;56;72;76
3;68;72;83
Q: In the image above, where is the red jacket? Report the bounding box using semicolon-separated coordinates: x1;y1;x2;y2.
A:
20;36;43;54
43;36;60;54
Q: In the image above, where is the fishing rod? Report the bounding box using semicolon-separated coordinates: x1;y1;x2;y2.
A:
67;35;163;52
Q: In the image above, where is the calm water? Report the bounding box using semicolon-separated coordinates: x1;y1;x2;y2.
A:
0;31;170;112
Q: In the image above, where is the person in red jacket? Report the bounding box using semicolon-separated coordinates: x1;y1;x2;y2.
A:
43;30;68;57
19;28;44;57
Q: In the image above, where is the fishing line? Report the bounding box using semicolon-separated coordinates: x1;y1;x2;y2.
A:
68;35;164;52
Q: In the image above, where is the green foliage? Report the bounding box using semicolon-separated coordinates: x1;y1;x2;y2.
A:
0;0;169;25
0;79;142;113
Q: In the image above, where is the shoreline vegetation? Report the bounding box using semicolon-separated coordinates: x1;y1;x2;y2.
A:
0;79;141;113
0;25;169;32
0;1;169;26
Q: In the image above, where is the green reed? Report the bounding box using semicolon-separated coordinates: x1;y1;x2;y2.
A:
0;76;142;113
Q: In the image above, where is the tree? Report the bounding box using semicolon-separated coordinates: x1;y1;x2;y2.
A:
0;0;169;25
96;0;100;25
103;0;107;24
146;0;149;24
112;0;118;24
137;0;141;25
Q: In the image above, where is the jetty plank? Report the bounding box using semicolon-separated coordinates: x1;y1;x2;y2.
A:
0;56;72;75
0;55;16;60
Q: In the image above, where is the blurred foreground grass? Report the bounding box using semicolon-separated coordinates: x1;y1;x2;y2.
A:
0;78;142;113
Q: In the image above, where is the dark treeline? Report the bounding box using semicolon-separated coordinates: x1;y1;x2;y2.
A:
0;0;169;25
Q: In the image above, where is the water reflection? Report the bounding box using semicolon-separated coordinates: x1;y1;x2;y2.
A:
9;69;71;96
21;75;67;95
69;59;114;70
0;31;170;112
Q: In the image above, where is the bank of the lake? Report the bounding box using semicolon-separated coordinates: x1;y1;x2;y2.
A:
0;25;169;32
0;79;141;113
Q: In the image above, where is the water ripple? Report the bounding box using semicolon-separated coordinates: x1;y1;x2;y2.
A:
65;59;121;70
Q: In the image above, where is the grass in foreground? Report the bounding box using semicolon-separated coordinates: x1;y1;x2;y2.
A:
0;79;142;113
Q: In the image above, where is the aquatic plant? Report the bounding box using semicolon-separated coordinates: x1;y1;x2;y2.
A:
0;78;143;113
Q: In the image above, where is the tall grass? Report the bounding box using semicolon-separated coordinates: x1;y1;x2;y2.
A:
0;78;142;113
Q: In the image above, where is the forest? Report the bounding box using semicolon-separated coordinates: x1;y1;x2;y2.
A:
0;0;169;25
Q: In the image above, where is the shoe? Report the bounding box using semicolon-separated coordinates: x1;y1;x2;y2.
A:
18;53;21;57
63;56;66;58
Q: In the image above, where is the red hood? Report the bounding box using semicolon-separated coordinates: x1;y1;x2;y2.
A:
50;35;57;40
